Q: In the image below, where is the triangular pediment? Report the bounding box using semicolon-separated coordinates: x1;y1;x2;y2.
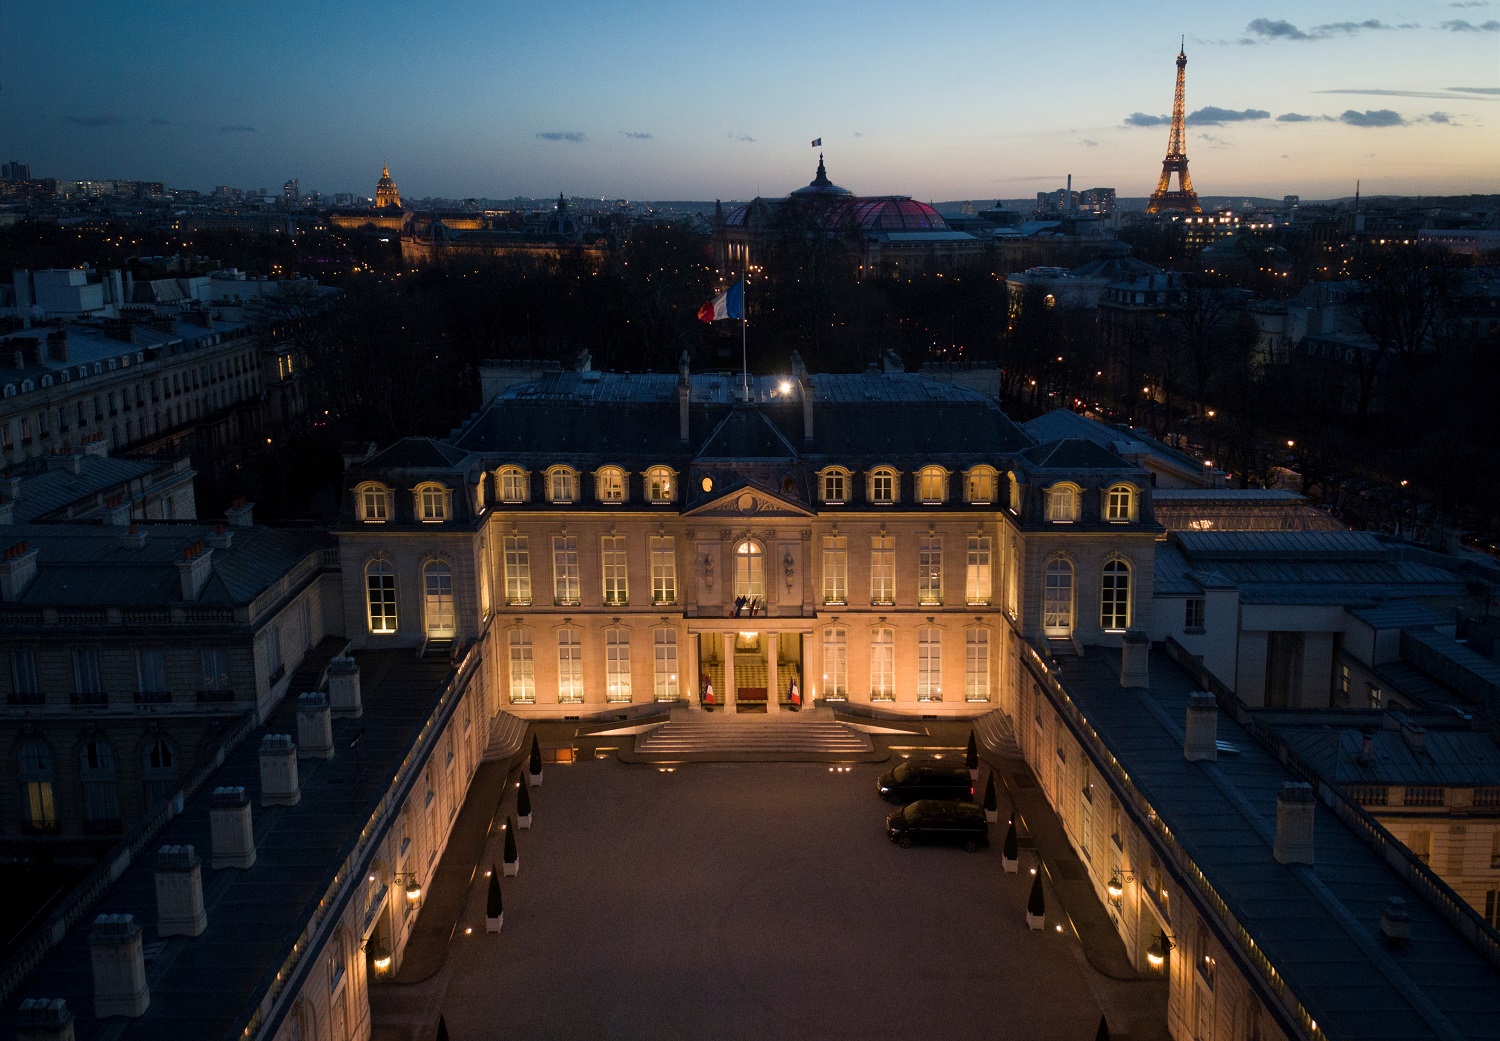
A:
683;480;815;518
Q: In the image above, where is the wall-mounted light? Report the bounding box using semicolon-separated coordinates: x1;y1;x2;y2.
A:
1107;869;1136;902
394;871;422;906
363;938;392;974
1147;931;1174;970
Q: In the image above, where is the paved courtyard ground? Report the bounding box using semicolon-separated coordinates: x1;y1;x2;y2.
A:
435;757;1106;1041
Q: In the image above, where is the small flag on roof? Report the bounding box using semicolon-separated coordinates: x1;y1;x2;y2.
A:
811;138;822;147
697;280;744;323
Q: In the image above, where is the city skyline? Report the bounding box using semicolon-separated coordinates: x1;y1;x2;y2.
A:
2;0;1498;201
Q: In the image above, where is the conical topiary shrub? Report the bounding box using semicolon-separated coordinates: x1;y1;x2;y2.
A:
1027;865;1046;930
966;731;979;779
1002;817;1019;873
528;733;543;787
503;816;519;877
1094;1014;1111;1041
983;773;998;823
436;1014;450;1041
517;774;533;829
485;866;503;932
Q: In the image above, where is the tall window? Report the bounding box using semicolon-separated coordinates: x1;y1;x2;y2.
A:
498;466;528;503
966;467;996;504
11;648;38;698
966;628;990;701
821;469;848;505
557;629;583;703
1043;558;1074;636
201;647;230;693
552;536;579;605
917;628;942;701
18;739;55;833
653;629;679;702
605;630;632;703
596;467;626;504
918;536;943;605
417;484;448;523
966;536;992;605
601;535;629;605
1185;597;1205;630
142;737;177;807
359;484;389;523
821;535;848;604
547;467;579;504
917;466;947;504
1105;484;1135;523
870;535;895;605
424;561;456;638
734;541;764;600
645;466;674;504
650;537;676;604
870;628;895;701
72;648;102;695
1101;559;1131;631
822;628;848;699
508;630;535;704
80;739;119;827
869;468;897;505
1047;484;1080;523
366;559;397;633
136;648;168;695
504;536;531;605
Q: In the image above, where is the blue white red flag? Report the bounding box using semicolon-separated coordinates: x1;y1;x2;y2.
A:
697;280;744;323
811;138;821;147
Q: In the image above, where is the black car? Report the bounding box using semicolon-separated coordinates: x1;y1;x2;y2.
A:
887;800;989;851
877;759;974;804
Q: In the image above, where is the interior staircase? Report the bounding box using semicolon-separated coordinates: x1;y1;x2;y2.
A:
628;719;881;763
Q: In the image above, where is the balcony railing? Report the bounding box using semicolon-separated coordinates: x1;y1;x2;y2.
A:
195;688;236;704
133;690;172;705
6;691;44;706
69;691;108;707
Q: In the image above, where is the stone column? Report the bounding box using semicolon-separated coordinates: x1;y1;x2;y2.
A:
723;632;737;712
688;632;701;711
766;633;780;714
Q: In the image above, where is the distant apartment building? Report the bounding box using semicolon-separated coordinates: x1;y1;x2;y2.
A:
283;179;300;204
2;161;31;181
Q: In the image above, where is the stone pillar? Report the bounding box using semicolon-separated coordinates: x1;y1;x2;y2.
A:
723;632;737;712
688;633;701;711
259;734;300;806
766;633;780;714
296;692;333;759
327;657;362;717
16;998;74;1041
155;845;207;937
209;786;256;870
89;915;149;1018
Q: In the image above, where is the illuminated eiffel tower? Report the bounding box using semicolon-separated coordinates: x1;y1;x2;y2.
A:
1146;39;1202;215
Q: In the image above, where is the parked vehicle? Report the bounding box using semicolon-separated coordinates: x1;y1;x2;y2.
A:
886;800;989;851
877;759;974;804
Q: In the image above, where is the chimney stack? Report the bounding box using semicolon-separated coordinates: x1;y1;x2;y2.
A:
1184;692;1218;761
207;523;233;550
259;734;300;806
208;786;255;869
0;541;40;603
327;657;362;717
45;329;68;363
1274;782;1316;866
224;499;254;527
1380;896;1412;948
296;692;333;759
89;915;149;1018
154;845;207;937
16;998;74;1041
177;543;212;601
1119;630;1149;689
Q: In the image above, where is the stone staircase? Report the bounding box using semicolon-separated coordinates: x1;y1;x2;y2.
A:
483;711;530;762
972;709;1022;759
627;720;882;763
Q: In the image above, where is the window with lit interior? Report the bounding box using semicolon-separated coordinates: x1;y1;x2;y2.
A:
416;483;449;523
965;466;996;504
734;541;764;600
508;629;535;704
547;467;579;504
1046;483;1081;523
820;469;849;505
358;484;390;524
1105;484;1136;523
868;468;898;505
645;466;675;504
596;466;627;504
498;466;528;504
365;558;397;634
1101;558;1131;631
917;466;947;504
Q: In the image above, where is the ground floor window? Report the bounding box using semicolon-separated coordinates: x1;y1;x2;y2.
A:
653;629;679;702
965;628;990;702
557;629;583;703
917;628;941;701
509;630;535;704
870;628;894;701
606;630;632;703
822;628;847;699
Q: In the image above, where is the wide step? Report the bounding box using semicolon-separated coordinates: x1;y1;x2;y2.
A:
972;709;1021;758
630;721;878;763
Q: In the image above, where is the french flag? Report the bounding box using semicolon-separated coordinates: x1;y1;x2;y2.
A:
697;280;744;323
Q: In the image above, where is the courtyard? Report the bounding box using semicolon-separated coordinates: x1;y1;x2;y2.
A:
434;756;1108;1041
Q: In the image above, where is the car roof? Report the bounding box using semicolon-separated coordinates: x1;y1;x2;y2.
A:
907;799;985;818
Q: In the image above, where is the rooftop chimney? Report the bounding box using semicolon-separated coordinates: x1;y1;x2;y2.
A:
16;998;74;1041
208;786;255;870
1274;782;1316;866
259;734;300;806
1400;719;1427;754
1184;692;1218;761
1380;896;1411;948
177;543;212;601
45;329;68;363
225;499;254;527
103;501;132;527
0;541;40;603
327;657;362;717
154;845;207;938
0;501;12;526
207;523;233;550
296;692;333;759
121;525;147;550
1119;630;1149;689
89;914;149;1018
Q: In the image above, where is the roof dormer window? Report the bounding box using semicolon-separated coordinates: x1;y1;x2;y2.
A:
596;466;627;504
357;483;391;524
416;482;450;523
917;466;948;504
1046;483;1080;524
547;466;579;505
868;467;898;506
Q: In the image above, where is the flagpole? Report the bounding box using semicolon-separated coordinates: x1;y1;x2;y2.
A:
741;275;749;402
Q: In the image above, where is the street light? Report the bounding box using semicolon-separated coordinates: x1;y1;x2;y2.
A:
363;938;392;973
394;872;421;906
1106;869;1136;902
1147;931;1175;970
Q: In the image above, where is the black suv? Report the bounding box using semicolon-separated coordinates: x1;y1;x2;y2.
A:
887;800;989;851
877;759;973;804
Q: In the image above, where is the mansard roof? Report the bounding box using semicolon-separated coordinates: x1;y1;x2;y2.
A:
696;406;799;461
1018;437;1133;471
363;437;475;472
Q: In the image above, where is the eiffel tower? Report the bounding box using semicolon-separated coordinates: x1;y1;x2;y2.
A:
1146;40;1202;214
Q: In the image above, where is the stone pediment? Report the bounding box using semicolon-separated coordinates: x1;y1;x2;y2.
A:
683;482;815;519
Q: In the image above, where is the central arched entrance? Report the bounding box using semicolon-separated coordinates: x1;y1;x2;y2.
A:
695;630;806;713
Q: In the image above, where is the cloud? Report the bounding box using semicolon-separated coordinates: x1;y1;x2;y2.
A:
1244;18;1311;40
1322;87;1498;100
1449;1;1490;6
1441;18;1500;29
1189;106;1270;124
1197;132;1232;148
1451;85;1500;93
218;124;257;133
1277;112;1320;121
1340;108;1406;126
66;114;127;128
537;131;585;142
727;132;755;142
1242;17;1415;42
1079;138;1099;147
621;131;652;139
1123;112;1171;127
1426;111;1454;123
852;131;864;137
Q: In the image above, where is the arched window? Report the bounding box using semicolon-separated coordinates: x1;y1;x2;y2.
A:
1105;483;1136;523
18;738;56;834
595;466;627;504
1046;483;1081;523
142;736;178;808
819;468;850;505
644;466;675;504
416;482;449;523
497;466;528;504
1101;558;1132;631
546;466;579;504
1043;558;1074;637
734;540;764;600
79;738;120;829
868;467;898;506
965;466;997;504
917;466;948;504
357;483;390;524
365;558;397;634
423;560;455;638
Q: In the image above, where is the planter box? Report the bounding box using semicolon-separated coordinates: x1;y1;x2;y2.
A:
518;812;532;830
503;859;519;878
1002;855;1018;874
529;766;543;788
486;913;503;934
1026;912;1045;931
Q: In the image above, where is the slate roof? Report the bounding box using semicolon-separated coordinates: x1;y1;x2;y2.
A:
363;437;474;471
9;457;164;523
696;407;798;460
1023;409;1208;478
1275;725;1500;787
1019;437;1132;471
